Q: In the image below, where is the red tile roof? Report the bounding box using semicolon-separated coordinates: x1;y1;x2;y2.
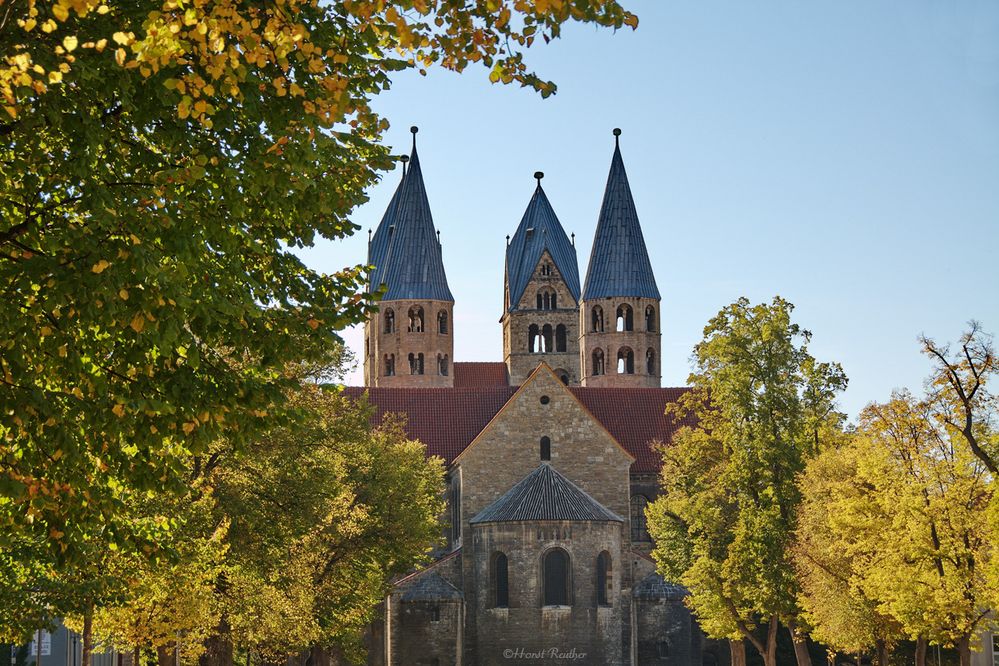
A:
569;387;694;473
342;386;516;463
452;362;510;388
343;384;692;474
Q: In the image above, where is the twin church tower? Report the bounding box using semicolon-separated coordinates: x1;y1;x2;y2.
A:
363;127;661;389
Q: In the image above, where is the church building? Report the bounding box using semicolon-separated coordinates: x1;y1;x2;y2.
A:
348;128;718;666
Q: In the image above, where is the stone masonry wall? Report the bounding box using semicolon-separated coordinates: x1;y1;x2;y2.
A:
454;365;633;537
470;520;625;666
364;299;454;388
580;296;661;388
454;365;633;664
503;251;580;385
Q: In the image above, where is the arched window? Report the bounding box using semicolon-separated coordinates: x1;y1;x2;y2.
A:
528;324;539;353
540;436;551;461
592;349;605;376
616;304;633;332
596;552;611;606
540;262;552;276
591;306;604;332
555;325;567;353
384;354;395;377
645;305;656;332
542;324;554;353
646;348;656;375
438;310;448;335
550;291;557;309
407;306;424;333
438;353;449;376
617;347;634;374
543;548;570;606
493;552;509;608
409;352;424;375
559;374;569;385
384;308;395;333
631;495;651;542
537;288;556;311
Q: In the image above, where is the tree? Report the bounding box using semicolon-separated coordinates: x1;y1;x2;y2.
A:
859;394;992;666
647;297;847;666
920;322;998;474
794;429;903;666
1;0;636;631
72;382;445;665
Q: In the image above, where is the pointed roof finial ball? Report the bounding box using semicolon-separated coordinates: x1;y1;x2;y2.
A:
534;171;544;185
613;127;621;146
411;125;419;135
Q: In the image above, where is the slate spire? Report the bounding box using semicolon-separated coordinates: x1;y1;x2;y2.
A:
368;128;453;302
505;173;580;312
582;129;660;300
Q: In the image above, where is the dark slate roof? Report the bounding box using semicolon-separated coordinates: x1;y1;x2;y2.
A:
453;362;509;388
582;138;660;300
399;570;463;601
340;385;692;473
505;184;580;311
367;174;404;294
369;145;453;302
633;573;688;600
470;464;623;524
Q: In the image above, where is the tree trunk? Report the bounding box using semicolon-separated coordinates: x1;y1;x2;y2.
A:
729;639;747;666
763;616;779;666
957;634;971;666
133;646;141;666
826;649;836;666
156;646;173;666
915;637;928;666
874;638;891;666
788;624;812;666
82;612;94;666
307;648;329;666
198;618;232;666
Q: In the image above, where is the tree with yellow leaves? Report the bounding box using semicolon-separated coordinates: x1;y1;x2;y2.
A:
796;391;994;666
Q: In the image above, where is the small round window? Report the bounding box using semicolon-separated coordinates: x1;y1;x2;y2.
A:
540;395;550;405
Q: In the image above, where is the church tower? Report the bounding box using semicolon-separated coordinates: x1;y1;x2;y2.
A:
580;129;661;388
364;127;455;388
501;172;581;385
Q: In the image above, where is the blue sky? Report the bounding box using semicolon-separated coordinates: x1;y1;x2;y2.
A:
296;1;999;419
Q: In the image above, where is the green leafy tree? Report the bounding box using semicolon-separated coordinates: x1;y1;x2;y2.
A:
74;382;445;665
647;297;847;666
0;0;637;564
1;0;636;641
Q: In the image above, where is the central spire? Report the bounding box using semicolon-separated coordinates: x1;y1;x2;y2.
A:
505;175;580;312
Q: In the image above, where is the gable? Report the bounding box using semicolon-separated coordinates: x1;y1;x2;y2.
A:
342;381;691;474
453;364;634;523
